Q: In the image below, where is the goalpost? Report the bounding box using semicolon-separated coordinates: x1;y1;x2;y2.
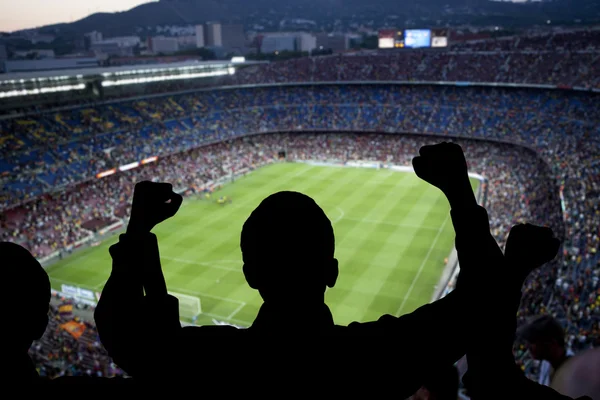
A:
169;291;202;320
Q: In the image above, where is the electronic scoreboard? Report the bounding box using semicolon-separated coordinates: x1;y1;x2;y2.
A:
378;28;448;49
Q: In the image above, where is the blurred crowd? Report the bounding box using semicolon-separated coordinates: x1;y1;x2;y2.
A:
218;27;600;89
29;296;124;379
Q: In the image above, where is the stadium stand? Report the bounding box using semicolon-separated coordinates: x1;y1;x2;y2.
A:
2;29;598;380
29;296;124;378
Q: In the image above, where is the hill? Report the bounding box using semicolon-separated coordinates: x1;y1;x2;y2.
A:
31;0;600;37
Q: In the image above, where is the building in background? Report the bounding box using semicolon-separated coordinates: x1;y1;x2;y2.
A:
0;44;7;73
221;24;246;52
316;33;349;53
261;35;296;53
177;35;197;50
84;31;103;46
13;49;56;59
3;57;100;73
91;42;134;57
195;25;205;48
205;22;222;47
149;37;180;54
0;44;8;62
261;32;316;53
296;33;317;52
90;36;140;57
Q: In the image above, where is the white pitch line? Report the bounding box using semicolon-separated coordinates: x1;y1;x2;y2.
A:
226;302;246;320
169;286;244;305
50;276;93;289
332;206;345;224
395;214;451;317
93;281;106;290
201;312;251;326
291;164;315;178
161;256;241;272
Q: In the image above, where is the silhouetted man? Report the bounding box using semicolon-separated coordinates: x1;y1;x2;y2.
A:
3;242;51;383
95;142;505;391
1;241;134;388
520;315;574;385
463;224;592;400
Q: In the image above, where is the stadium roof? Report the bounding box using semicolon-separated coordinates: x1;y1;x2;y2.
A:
0;60;265;82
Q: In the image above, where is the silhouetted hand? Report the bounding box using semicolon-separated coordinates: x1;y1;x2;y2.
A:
127;181;183;234
412;142;469;194
505;223;560;283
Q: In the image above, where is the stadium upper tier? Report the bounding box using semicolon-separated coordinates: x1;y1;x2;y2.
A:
1;84;598;208
219;51;600;90
1;32;599;110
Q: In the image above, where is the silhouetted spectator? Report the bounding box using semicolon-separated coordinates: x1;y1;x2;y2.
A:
464;224;590;400
3;241;51;382
95;143;504;395
519;315;574;385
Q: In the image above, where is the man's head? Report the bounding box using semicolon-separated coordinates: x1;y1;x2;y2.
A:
1;242;51;351
519;315;565;362
240;191;338;303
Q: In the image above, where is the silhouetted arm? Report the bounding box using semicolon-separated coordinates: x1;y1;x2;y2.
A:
345;143;505;398
464;224;590;400
95;181;184;377
345;208;496;400
94;232;176;377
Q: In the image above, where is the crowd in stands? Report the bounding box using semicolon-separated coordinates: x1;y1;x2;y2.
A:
1;35;598;381
451;29;600;52
221;50;599;89
4;130;598;379
29;295;124;379
2;85;598;207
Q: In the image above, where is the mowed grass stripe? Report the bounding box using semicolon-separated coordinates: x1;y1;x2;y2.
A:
331;172;437;324
325;171;412;323
385;192;455;316
359;178;447;321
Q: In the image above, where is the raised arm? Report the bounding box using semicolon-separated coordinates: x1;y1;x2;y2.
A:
94;181;183;377
464;224;590;400
347;143;505;394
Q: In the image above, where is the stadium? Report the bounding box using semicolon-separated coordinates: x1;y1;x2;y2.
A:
1;29;598;387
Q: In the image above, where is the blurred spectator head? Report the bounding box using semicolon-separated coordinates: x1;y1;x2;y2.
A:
1;242;50;350
551;348;600;400
519;315;566;361
240;191;337;303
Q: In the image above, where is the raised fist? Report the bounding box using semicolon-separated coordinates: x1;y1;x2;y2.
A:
505;223;560;280
412;142;469;194
127;181;183;234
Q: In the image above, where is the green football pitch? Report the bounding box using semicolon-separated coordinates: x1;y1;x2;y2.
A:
46;162;479;327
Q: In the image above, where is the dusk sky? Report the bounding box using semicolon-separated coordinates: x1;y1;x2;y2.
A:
1;0;156;32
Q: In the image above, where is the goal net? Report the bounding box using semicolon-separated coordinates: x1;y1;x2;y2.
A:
169;291;202;319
